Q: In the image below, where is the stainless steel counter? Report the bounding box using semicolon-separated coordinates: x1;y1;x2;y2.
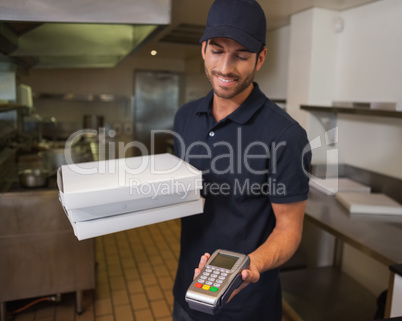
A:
281;164;402;321
0;190;95;319
305;188;402;266
281;182;402;321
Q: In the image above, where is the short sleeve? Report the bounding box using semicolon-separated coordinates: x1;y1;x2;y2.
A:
268;123;311;204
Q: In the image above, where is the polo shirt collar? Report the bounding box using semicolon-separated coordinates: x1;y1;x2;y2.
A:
195;82;267;124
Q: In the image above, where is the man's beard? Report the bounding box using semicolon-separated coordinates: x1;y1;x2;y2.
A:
205;67;256;100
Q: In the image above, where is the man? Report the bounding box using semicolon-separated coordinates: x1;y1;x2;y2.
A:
172;0;311;320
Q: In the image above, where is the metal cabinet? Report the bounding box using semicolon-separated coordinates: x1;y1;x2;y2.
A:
0;190;95;319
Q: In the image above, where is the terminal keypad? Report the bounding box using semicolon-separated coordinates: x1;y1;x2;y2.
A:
195;266;230;292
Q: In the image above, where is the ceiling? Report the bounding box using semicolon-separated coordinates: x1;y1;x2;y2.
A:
6;23;161;68
0;0;170;68
0;0;382;68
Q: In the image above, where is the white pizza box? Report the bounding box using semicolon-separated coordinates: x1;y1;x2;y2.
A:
66;189;200;222
336;192;402;215
309;177;371;196
64;198;204;240
57;153;202;210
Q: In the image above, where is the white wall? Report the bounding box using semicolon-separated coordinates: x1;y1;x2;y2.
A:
20;56;186;132
255;26;290;100
286;9;314;128
334;0;402;297
22;55;186;100
285;0;402;180
282;0;402;298
335;0;402;179
335;0;402;106
286;8;341;164
338;114;402;179
309;9;339;106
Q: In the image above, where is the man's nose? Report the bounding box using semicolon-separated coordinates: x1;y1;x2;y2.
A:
219;54;236;75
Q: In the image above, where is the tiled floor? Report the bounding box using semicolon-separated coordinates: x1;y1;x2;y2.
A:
8;219;295;321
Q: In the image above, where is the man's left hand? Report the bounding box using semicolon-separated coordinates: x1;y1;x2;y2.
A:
226;260;260;302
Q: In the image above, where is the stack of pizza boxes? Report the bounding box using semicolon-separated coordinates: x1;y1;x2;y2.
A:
57;153;203;240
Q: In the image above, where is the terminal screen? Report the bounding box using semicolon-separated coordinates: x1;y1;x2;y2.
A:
209;253;238;270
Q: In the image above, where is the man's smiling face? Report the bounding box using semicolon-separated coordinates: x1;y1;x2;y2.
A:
202;37;266;101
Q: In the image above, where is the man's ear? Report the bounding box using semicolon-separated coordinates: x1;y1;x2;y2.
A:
255;47;267;71
201;41;207;60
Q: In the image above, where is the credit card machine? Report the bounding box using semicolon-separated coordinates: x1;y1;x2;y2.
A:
185;249;250;315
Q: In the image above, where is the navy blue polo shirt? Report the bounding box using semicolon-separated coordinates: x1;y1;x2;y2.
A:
173;83;311;321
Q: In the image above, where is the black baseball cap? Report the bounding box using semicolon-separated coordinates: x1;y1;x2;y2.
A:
200;0;266;53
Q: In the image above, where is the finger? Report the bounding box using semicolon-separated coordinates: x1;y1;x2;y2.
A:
241;269;250;281
194;253;211;280
241;269;259;283
193;268;201;279
198;253;210;270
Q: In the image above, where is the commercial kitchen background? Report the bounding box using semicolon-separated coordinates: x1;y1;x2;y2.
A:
1;0;402;319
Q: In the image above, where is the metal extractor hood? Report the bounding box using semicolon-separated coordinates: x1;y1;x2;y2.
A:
0;0;171;69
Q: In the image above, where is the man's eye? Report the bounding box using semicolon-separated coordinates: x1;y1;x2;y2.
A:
237;56;248;61
211;51;223;55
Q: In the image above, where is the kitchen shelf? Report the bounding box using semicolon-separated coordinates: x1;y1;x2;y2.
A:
0;104;28;113
281;266;377;321
34;92;128;103
272;99;287;104
301;105;402;118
